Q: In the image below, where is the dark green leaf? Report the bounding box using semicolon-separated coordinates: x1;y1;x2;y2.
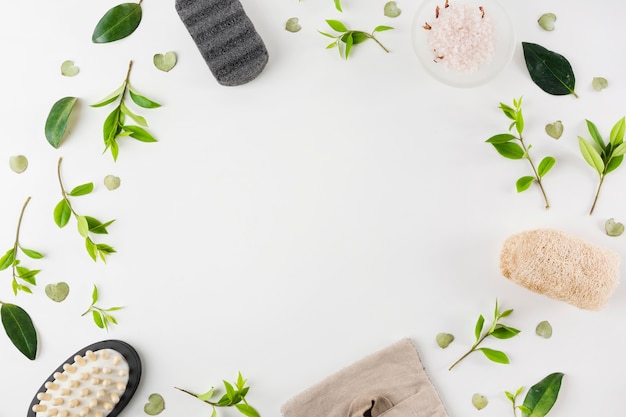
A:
486;133;517;144
326;19;347;33
343;32;353;59
1;303;37;360
351;31;368;44
92;3;143;44
522;42;577;97
605;155;623;174
129;88;162;108
491;324;521;339
474;315;485;340
578;137;604;175
86;217;115;234
537;156;556;178
20;247;44;259
516;176;535;192
69;183;94;197
0;249;15;271
16;267;39;285
54;200;71;228
478;347;510;364
45;97;78;148
492;142;525;159
522;372;564;417
236;404;261;417
124;125;157;142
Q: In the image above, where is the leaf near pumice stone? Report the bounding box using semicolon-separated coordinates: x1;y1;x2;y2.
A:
45;282;70;302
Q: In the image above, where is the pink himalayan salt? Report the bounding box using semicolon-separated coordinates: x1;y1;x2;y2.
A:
425;2;495;73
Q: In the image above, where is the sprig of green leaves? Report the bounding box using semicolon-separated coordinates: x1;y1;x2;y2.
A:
448;299;520;370
91;60;160;161
81;285;123;331
319;20;393;59
176;372;261;417
505;373;564;417
486;97;555;209
0;197;44;295
54;157;116;262
577;116;626;215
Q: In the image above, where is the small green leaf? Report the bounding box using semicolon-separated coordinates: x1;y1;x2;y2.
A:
343;32;354;59
45;97;78;148
0;249;15;271
486;133;516;144
91;84;124;108
499;103;516;120
104;175;121;191
153;51;178;72
384;1;401;18
491;324;521;339
474;315;485;340
124;125;157;142
605;155;623;174
612;142;626;157
129;87;162;108
334;0;342;12
326;19;347;33
578;137;605;175
144;393;165;415
609;116;625;146
86;217;115;234
492;142;525;159
436;332;455;348
605;218;624;237
585;119;605;149
20;247;44;259
54;200;72;228
61;60;80;77
516;176;534;192
351;31;368;44
92;310;105;328
85;238;97;261
522;42;577;97
236;403;261;417
537;156;556;177
537;13;556;31
9;155;29;173
521;372;564;417
1;303;37;360
77;215;90;238
472;393;488;410
69;182;94;197
592;77;608;92
535;321;553;338
45;282;70;302
544;121;563;139
478;347;510;364
285;17;302;33
92;2;143;44
120;101;148;126
197;387;215;401
373;25;394;32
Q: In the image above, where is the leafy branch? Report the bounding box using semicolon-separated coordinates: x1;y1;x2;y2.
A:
81;285;123;331
486;97;555;209
91;60;160;161
319;20;393;59
0;197;44;295
54;157;116;262
505;373;564;417
448;299;520;370
578;116;626;215
176;372;260;417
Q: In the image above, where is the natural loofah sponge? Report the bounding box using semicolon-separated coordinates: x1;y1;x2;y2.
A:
500;229;620;310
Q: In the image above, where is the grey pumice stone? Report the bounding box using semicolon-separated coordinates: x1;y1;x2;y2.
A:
175;0;269;86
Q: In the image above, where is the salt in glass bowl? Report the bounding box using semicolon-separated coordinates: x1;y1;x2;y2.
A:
412;0;515;88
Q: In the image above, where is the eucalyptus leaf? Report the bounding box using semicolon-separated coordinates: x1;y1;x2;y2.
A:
9;155;29;173
61;60;80;77
522;42;577;97
144;393;165;415
285;17;302;33
1;303;37;360
592;77;608;92
436;332;454;348
45;97;78;148
45;282;70;302
535;321;553;338
384;1;401;18
522;372;564;417
472;393;488;410
92;2;143;44
605;218;624;237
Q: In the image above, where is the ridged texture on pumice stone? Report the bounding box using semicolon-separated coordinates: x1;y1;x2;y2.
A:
175;0;269;86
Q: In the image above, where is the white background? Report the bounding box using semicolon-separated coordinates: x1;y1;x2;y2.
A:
1;0;625;416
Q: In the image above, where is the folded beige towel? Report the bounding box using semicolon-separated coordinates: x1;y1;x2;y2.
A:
281;339;449;417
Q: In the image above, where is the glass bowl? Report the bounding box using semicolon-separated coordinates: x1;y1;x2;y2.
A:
411;0;515;88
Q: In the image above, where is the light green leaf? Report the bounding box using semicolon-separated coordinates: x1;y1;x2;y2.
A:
492;142;525;159
578;137;605;175
334;0;342;12
326;19;347;33
491;324;521;339
486;133;516;144
605;155;623;174
86;238;97;262
384;1;401;18
92;310;105;329
343;32;353;59
612;142;626;157
605;218;625;237
129;87;162;108
474;315;485;340
54;200;72;228
472;393;488;410
144;393;165;415
69;182;94;197
197;387;215;401
120;101;148;126
373;25;394;32
521;372;564;417
535;321;553;338
45;282;70;302
124;125;157;142
236;403;261;417
1;303;37;360
20;247;43;259
61;60;80;77
92;2;143;44
537;156;556;177
0;249;15;271
516;176;534;192
436;333;454;349
45;97;78;149
609;116;625;146
76;215;89;238
91;84;124;108
153;51;178;72
592;77;608;92
478;347;510;364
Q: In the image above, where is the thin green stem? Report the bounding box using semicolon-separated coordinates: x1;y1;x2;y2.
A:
449;332;489;371
57;157;80;217
11;197;31;287
589;174;605;215
519;134;550;209
368;34;390;53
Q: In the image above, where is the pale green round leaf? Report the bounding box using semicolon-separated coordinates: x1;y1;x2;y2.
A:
545;121;563;139
605;218;624;237
9;155;28;173
153;51;177;72
535;320;553;338
537;13;556;31
592;77;608;91
144;393;165;415
45;282;70;302
384;1;401;18
285;17;302;33
61;60;80;77
472;393;488;410
104;175;121;190
436;332;454;348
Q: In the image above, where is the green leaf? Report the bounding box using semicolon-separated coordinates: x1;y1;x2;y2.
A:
223;380;236;400
91;84;124;108
0;249;15;271
20;247;44;259
521;372;564;417
236;403;261;417
1;303;37;360
92;2;143;44
612;142;626;157
85;238;98;261
343;32;353;59
86;216;115;234
326;19;347;33
373;25;394;32
129;87;162;108
499;103;516;120
492;142;525;159
486;133;516;144
334;0;342;12
499;308;513;318
609;116;625;146
474;315;485;340
537;156;556;178
69;182;94;197
45;97;78;148
16;267;39;285
515;176;533;192
605;154;623;174
515;109;525;135
197;387;215;401
77;215;90;238
578;137;605;175
54;200;72;228
92;310;105;329
585;119;605;149
124;125;157;142
491;324;521;339
351;31;368;44
478;347;510;364
120;101;148;126
518;405;533;415
103;106;122;149
522;42;577;97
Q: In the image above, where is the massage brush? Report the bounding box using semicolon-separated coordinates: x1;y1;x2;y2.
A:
27;340;141;417
175;0;269;86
